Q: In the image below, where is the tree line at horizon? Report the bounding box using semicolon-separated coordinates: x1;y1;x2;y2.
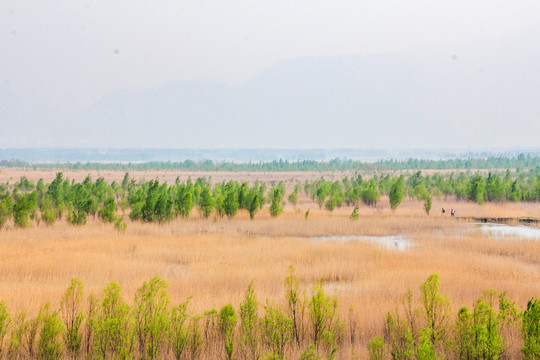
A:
1;153;540;172
1;168;540;230
0;271;539;359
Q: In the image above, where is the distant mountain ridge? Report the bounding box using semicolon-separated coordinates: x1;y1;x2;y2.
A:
2;25;539;149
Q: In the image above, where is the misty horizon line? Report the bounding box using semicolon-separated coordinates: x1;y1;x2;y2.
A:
2;148;540;164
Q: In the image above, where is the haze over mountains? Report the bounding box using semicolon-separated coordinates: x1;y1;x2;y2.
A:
2;24;539;150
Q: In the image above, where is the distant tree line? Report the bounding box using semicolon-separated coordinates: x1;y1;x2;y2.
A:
1;168;540;230
2;153;540;171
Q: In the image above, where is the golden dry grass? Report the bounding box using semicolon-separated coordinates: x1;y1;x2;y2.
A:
1;200;540;355
1;169;540;357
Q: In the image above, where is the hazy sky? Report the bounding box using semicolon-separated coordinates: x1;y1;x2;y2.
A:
1;1;540;149
2;1;539;107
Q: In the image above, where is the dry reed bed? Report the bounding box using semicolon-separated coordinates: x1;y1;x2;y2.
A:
1;207;540;350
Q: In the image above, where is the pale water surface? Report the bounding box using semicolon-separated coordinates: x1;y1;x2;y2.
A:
478;223;540;240
308;235;412;251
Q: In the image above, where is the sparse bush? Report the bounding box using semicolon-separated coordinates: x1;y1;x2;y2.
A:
38;303;64;360
93;282;134;359
239;282;260;360
349;205;359;221
134;277;170;359
0;301;10;357
186;314;204;360
522;298;540;359
114;217;127;232
169;298;190;360
262;300;292;359
309;281;337;350
98;196;117;223
219;304;237;360
60;278;84;359
389;176;405;210
368;336;384;360
269;187;284;217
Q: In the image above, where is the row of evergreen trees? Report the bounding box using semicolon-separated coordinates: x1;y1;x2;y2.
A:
1;169;540;229
304;168;540;214
0;272;540;359
0;173;288;229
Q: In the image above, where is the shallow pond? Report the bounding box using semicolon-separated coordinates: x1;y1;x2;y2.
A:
478;223;540;240
307;235;412;251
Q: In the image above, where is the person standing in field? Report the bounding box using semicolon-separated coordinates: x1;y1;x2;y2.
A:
442;208;445;216
451;209;455;217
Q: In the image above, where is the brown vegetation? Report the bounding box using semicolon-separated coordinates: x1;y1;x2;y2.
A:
1;194;540;357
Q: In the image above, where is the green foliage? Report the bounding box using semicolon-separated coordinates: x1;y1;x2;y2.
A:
416;327;439;360
389;176;405;210
84;294;98;358
114;217;127;232
454;306;474;359
285;265;306;347
361;181;380;207
3;168;540;232
325;181;344;212
60;278;84;359
248;190;260;220
522;298;540;359
453;294;503;360
41;208;56;225
309;281;337;349
137;180;173;223
0;193;14;228
299;344;321;360
175;183;195;218
486;172;506;202
0;301;9;357
13;191;37;228
423;196;432;215
134;277;170;360
468;174;487;204
186;314;204;360
508;180;522;202
316;183;329;209
305;209;310;220
68;210;87;225
38;303;64;360
262;301;292;360
420;273;450;349
368;336;384;360
471;297;503;359
349;205;359;221
169;298;190;360
98;196;117;223
385;310;415;360
198;187;214;219
269;186;285;217
7;312;28;359
223;182;239;219
239;281;260;360
219;304;237;360
47;172;65;216
93;282;134;359
288;185;300;209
